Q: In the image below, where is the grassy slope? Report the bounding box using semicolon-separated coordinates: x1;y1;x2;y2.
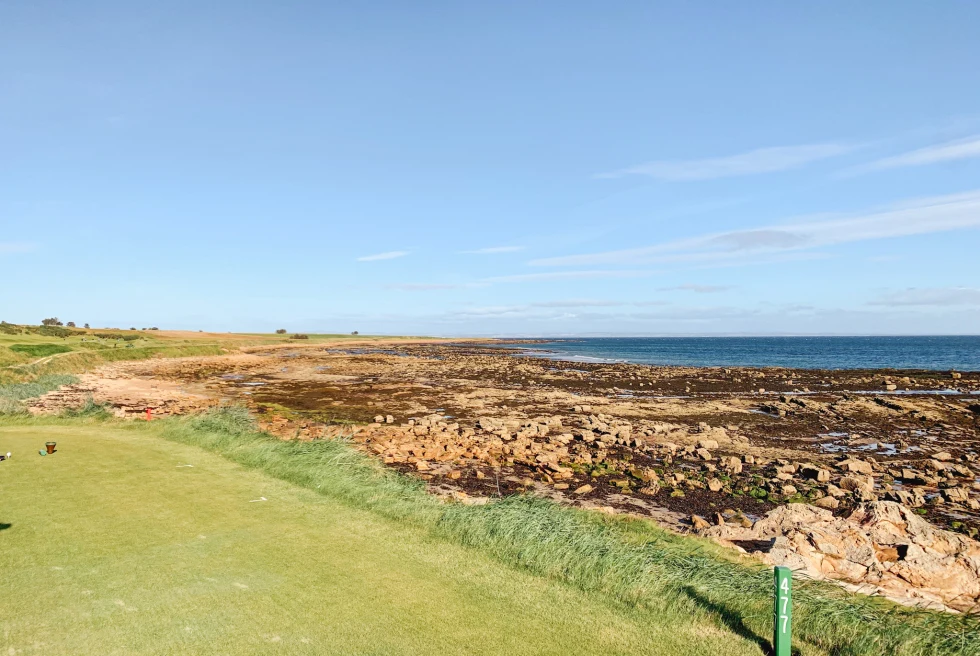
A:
0;329;224;385
4;413;979;656
0;420;759;656
0;326;437;385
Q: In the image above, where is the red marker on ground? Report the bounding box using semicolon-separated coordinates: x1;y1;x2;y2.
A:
146;407;152;421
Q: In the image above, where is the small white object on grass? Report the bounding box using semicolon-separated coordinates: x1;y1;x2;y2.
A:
176;464;194;468
248;497;267;502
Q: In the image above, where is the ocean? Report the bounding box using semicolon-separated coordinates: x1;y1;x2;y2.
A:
505;336;980;371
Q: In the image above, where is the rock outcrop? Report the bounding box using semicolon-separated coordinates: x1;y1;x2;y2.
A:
701;501;980;612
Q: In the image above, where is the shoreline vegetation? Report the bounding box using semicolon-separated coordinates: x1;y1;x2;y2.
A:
3;407;979;655
0;322;431;386
0;324;980;656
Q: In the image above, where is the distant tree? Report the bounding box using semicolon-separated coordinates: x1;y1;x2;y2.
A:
129;327;136;331
149;327;159;330
66;321;76;327
41;317;63;326
290;333;309;340
84;323;90;329
276;328;287;334
351;331;359;335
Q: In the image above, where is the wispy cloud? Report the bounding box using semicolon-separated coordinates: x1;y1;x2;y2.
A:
658;284;733;294
858;135;980;172
388;283;458;291
484;269;655;283
596;143;852;182
530;300;626;308
0;242;36;254
356;251;409;262
868;287;980;307
531;190;980;267
387;282;490;291
461;245;525;254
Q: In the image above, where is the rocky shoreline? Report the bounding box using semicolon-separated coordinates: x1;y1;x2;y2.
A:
28;340;980;610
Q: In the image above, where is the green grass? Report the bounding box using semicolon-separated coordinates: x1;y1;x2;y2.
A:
3;410;979;655
8;343;73;357
0;418;758;656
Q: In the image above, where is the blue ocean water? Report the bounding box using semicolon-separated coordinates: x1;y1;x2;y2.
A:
510;336;980;371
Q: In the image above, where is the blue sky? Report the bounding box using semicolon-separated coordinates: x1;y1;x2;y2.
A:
3;2;980;335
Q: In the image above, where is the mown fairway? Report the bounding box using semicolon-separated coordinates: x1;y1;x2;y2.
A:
0;422;761;655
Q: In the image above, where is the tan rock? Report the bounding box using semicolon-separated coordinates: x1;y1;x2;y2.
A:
814;496;840;510
573;484;594;495
691;515;710;531
839;475;874;492
942;487;970;503
838;458;874;475
708;478;724;492
800;464;830;482
701;501;980;612
639;483;661;496
719;456;742;474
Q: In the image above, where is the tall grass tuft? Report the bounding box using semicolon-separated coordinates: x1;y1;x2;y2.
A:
61;396;113;419
158;407;980;656
0;374;79;414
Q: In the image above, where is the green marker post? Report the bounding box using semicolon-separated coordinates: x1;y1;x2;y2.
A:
773;566;792;656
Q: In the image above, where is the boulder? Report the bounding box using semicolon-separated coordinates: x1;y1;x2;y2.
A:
814;496;840;510
701;501;980;612
719;456;742;474
691;515;711;531
800;464;831;482
839;475;874;492
838;458;874;475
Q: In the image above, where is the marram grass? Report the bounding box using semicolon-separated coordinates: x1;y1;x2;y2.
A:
153;406;980;656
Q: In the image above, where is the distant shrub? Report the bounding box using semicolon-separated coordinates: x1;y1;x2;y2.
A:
93;332;141;341
149;327;159;330
83;323;90;329
276;329;287;334
351;331;359;335
0;322;19;335
129;327;136;331
41;317;63;326
66;321;76;327
36;326;72;338
290;334;309;340
9;344;72;358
